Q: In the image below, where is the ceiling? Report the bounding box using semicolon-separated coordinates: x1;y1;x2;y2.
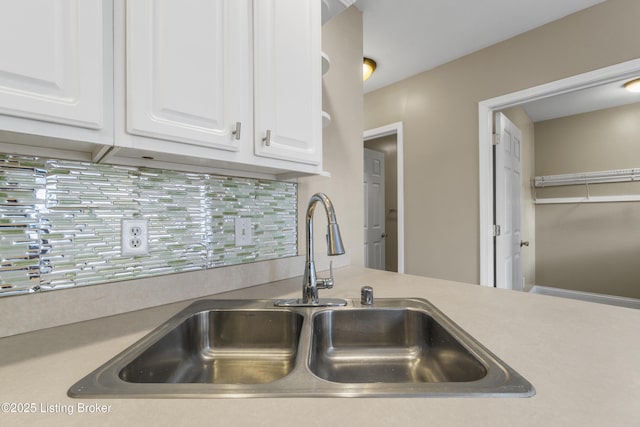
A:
355;0;605;94
353;0;640;121
520;78;640;122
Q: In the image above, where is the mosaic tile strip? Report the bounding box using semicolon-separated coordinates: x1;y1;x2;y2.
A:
0;156;47;294
0;154;297;296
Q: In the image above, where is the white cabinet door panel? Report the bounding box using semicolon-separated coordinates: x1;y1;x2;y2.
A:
0;0;105;129
126;0;250;151
253;0;321;165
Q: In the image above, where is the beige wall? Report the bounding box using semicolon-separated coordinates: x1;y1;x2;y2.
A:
364;135;398;272
535;102;640;299
364;0;640;284
536;203;640;299
298;7;364;270
535;102;640;176
501;107;535;289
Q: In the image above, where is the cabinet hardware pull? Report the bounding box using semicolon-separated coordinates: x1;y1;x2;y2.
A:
232;122;241;140
263;129;271;146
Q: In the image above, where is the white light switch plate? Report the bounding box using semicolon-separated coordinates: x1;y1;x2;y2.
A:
235;218;252;246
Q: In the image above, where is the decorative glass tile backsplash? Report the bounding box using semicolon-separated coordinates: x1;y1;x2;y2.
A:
0;154;297;296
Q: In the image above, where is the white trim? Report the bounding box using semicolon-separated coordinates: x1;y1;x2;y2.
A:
479;103;494;287
479;58;640;288
363;122;405;273
529;286;640;309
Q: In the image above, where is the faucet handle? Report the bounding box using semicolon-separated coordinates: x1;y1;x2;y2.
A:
316;261;335;290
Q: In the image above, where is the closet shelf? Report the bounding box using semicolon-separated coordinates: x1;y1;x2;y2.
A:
534;168;640;187
535;195;640;205
322;52;330;76
534;168;640;204
321;0;357;25
322;111;331;128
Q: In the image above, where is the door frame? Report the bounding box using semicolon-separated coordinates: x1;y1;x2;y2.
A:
363;121;405;273
478;58;640;287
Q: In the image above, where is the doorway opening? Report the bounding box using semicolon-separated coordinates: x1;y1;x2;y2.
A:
479;58;640;289
363;122;404;273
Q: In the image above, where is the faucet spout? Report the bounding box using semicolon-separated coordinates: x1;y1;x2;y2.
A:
303;193;345;304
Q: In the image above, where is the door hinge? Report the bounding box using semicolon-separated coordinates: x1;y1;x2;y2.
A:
492;133;500;146
493;224;501;237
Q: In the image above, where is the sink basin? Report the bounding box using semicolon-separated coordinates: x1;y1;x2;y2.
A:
120;310;303;384
69;298;534;398
309;308;487;383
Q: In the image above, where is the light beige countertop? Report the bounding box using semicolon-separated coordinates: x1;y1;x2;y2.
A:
1;266;638;426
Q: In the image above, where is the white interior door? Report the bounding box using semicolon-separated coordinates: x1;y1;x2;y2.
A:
495;112;523;290
364;148;386;270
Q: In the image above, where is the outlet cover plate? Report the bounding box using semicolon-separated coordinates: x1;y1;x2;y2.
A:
122;219;149;256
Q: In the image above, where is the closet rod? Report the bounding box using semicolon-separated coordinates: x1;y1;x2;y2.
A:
534;168;640;187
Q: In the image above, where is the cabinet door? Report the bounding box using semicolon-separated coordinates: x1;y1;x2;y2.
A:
253;0;322;165
0;0;105;130
126;0;251;152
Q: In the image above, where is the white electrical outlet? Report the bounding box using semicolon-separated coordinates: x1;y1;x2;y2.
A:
235;218;252;246
122;219;149;256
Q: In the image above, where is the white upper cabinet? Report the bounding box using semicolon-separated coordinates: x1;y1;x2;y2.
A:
125;0;251;152
253;0;322;167
116;0;322;175
0;0;113;156
0;0;322;177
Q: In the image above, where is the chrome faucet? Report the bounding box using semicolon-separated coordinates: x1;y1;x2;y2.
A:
302;193;345;304
275;192;346;307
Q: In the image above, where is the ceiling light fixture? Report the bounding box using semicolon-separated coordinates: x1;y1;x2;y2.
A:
363;57;377;81
623;78;640;93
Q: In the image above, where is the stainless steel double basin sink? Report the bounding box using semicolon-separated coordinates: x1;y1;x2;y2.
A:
68;298;534;398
